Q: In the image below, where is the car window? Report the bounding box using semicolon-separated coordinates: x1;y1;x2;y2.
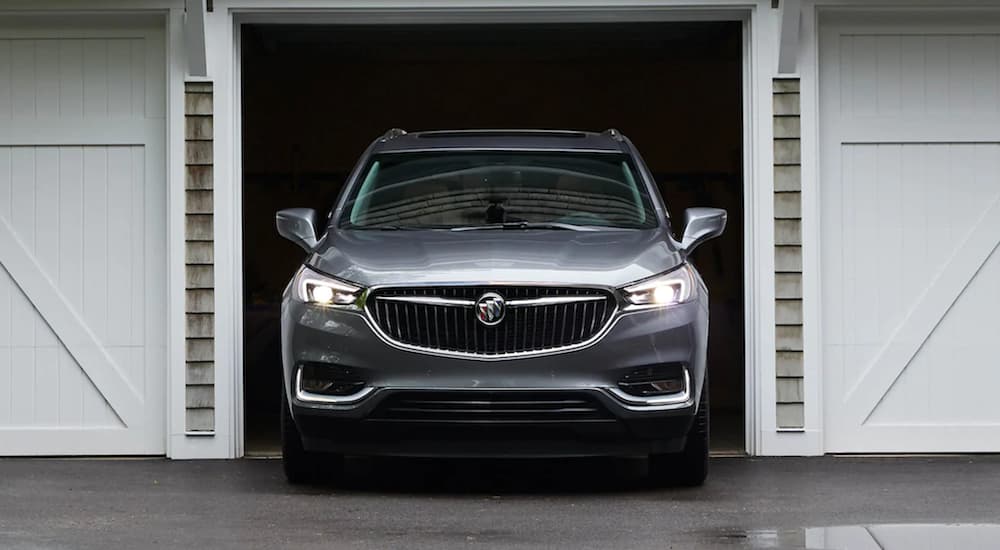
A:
339;152;659;229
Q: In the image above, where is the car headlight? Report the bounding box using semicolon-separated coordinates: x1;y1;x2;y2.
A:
621;264;696;307
293;266;363;307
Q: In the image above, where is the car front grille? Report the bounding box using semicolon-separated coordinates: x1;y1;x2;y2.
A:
366;286;617;356
370;390;615;423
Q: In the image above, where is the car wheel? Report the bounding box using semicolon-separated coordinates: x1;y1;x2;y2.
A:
648;378;709;488
281;386;344;485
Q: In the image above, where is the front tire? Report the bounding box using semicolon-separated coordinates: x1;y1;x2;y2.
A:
281;387;344;485
648;379;709;487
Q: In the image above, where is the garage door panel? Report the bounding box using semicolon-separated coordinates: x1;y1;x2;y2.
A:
814;524;1000;548
2;145;151;360
57;347;83;426
1;144;147;347
840;155;1000;432
82;146;109;341
35;40;60;122
897;145;934;307
8;41;35;117
0;20;164;455
0;269;7;349
0;41;7;115
829;424;1000;453
0;37;154;121
35;148;61;348
107;146;139;348
869;247;1000;426
0;334;116;430
0;265;125;429
0;347;7;423
822;20;1000;451
838;33;1000;118
828;143;1000;342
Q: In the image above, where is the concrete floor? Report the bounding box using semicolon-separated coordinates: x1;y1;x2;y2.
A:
1;456;998;549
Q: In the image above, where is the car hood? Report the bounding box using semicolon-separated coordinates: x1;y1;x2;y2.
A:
307;228;683;288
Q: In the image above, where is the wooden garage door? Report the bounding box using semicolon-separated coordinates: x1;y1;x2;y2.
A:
820;16;1000;452
0;19;166;454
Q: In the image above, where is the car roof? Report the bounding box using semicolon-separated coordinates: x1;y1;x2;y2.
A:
370;129;630;154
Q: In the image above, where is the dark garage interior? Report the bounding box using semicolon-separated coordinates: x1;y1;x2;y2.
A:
242;22;745;455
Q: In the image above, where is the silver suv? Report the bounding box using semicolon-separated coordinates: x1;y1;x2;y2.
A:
276;129;726;486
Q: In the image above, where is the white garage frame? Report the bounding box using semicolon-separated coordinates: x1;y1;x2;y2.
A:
218;1;774;459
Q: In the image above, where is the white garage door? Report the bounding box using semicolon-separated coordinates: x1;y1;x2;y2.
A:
0;18;166;455
820;16;1000;452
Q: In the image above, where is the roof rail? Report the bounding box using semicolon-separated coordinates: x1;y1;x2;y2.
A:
603;128;625;142
380;128;408;141
417;129;588;139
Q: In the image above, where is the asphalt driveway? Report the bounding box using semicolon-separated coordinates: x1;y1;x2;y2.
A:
1;456;998;549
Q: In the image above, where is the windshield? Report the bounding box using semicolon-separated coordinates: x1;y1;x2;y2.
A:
338;152;660;230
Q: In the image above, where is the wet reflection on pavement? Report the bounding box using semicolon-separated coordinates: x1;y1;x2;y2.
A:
703;524;1000;549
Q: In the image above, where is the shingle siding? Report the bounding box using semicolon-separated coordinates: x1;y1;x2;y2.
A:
775;273;803;299
775;245;803;272
775;300;803;325
774;165;801;192
185;82;215;433
186;289;214;313
776;351;804;378
185;241;214;265
773;78;805;430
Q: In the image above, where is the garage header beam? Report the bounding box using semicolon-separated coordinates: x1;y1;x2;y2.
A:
235;8;748;25
777;0;801;74
185;0;208;77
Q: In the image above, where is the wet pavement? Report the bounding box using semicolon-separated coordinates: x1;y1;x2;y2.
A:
1;455;998;549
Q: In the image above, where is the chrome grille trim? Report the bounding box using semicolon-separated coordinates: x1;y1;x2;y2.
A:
378;295;476;307
370;390;616;423
507;295;607;307
363;285;619;359
376;294;606;308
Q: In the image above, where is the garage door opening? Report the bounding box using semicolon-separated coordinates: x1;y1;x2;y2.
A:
241;21;745;455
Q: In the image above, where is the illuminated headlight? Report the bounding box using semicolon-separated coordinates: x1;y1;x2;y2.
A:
293;266;363;307
622;264;696;307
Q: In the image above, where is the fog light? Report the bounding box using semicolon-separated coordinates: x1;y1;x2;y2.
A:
642;379;685;394
298;363;365;397
617;364;687;397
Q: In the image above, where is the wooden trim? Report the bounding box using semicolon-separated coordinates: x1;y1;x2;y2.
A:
777;0;801;74
0;121;163;146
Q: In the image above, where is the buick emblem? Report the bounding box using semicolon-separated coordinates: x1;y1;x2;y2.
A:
475;292;506;326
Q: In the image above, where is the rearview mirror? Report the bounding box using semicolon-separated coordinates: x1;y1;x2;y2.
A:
276;208;320;252
679;207;727;255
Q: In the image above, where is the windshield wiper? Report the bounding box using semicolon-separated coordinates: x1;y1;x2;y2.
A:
450;221;598;232
345;223;465;231
347;224;422;231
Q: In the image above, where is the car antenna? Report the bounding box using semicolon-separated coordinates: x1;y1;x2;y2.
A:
380;128;407;142
603;128;625;142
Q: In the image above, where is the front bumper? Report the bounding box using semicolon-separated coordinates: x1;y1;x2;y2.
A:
280;295;709;457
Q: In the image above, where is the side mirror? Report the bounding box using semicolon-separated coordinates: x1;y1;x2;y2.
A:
276;208;320;252
679;207;727;255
